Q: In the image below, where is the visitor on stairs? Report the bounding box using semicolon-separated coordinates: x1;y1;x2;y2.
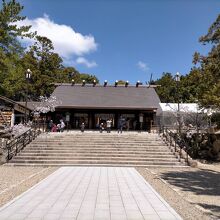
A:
80;122;85;132
48;120;53;132
106;119;112;133
118;116;125;134
99;122;104;133
51;123;57;132
60;119;65;132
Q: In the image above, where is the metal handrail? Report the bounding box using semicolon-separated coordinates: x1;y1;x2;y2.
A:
5;128;41;161
162;127;190;165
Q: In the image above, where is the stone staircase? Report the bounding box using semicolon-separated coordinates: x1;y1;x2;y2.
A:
8;131;187;167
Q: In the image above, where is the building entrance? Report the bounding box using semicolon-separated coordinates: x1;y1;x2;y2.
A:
73;113;88;129
95;114;115;129
50;109;155;132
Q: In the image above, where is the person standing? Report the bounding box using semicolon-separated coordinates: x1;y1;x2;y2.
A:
99;122;104;133
126;119;130;131
60;119;65;132
80;122;85;132
118;116;124;134
51;123;57;132
106;119;112;133
48;120;53;132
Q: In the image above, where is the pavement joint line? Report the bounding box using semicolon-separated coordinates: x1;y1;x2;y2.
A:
117;168;144;219
113;167;128;219
41;167;83;219
128;168;164;220
121;167;151;220
133;168;182;219
106;167;111;220
0;167;51;196
59;167;88;213
26;166;74;219
93;167;104;220
75;168;96;219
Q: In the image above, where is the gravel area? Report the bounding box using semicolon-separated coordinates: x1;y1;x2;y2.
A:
137;163;220;220
0;166;57;207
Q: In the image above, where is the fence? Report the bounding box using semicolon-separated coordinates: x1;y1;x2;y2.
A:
162;127;190;165
5;128;41;161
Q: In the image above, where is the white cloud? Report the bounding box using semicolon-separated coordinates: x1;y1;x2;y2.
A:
76;57;97;68
16;14;98;59
137;61;150;72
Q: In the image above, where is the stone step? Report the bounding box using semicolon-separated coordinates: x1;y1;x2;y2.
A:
14;153;177;158
28;145;166;149
12;156;178;162
8;132;186;167
27;143;167;147
32;136;162;139
22;146;168;152
32;140;164;145
39;134;159;137
9;159;181;166
33;141;163;145
36;137;162;139
5;163;187;168
35;136;161;140
19;151;174;156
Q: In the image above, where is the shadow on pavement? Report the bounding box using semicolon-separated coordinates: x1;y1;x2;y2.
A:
159;169;220;218
160;169;220;196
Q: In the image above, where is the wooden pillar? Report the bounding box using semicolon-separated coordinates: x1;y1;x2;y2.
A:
89;113;93;129
10;109;15;127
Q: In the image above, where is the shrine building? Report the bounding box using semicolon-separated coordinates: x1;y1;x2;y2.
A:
49;81;161;132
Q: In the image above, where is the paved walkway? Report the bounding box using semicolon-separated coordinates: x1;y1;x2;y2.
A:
0;167;182;220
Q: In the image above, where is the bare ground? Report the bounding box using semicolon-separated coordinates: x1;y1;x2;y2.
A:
0;166;57;207
137;162;220;220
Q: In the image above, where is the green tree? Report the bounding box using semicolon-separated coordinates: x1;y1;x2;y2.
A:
78;73;99;84
117;80;126;85
26;36;64;98
0;0;33;54
0;0;100;100
154;73;176;103
193;14;220;109
0;0;35;97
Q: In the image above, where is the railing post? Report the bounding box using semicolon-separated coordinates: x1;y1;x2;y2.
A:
174;135;177;152
23;133;26;148
6;141;10;161
186;151;188;164
5;128;42;162
29;131;31;143
15;139;18;155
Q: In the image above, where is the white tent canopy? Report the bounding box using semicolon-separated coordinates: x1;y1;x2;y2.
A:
159;103;214;114
159;103;199;113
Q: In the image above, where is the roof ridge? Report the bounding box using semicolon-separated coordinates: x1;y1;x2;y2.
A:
54;83;158;88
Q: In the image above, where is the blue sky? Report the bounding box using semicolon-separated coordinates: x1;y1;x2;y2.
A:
18;0;220;84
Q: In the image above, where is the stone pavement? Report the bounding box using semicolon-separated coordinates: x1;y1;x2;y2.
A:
0;167;182;220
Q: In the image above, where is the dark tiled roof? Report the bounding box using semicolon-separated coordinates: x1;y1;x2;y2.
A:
0;95;31;111
18;102;40;111
52;84;161;110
